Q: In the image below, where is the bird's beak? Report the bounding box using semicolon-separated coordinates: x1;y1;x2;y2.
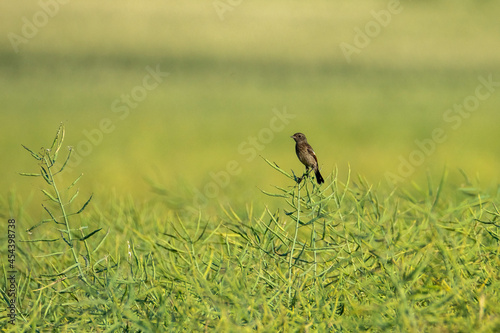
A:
290;135;294;139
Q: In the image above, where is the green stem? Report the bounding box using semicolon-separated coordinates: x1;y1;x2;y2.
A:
288;181;301;306
45;156;88;284
311;220;317;282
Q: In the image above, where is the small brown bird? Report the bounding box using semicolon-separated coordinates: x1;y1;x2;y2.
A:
291;132;324;184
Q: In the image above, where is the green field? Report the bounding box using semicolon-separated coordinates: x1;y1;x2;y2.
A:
1;0;500;331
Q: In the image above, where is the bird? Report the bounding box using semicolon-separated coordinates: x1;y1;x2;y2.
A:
291;132;324;184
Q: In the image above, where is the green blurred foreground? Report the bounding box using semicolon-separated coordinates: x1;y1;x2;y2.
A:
1;0;500;331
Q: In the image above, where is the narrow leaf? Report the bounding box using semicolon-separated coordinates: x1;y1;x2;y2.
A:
55;147;73;175
42;204;58;224
61;235;72;247
26;219;51;233
431;167;447;211
458;187;481;196
92;228;110;254
458;168;471;185
79;228;102;241
261;156;294;179
45;263;80;277
33;277;68;292
68;173;83;190
35;252;65;258
40;166;52;185
259;188;288;198
42;189;59;203
156;242;183;253
76;194;93;214
21;238;59;243
68;188;80;204
22;144;42;160
19;172;41;177
50;123;65;157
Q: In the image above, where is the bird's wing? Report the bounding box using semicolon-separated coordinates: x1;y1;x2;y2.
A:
307;145;318;163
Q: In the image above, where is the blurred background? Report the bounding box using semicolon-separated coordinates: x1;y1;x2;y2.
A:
1;0;500;211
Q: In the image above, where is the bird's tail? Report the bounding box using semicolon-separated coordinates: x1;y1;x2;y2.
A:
315;169;324;185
